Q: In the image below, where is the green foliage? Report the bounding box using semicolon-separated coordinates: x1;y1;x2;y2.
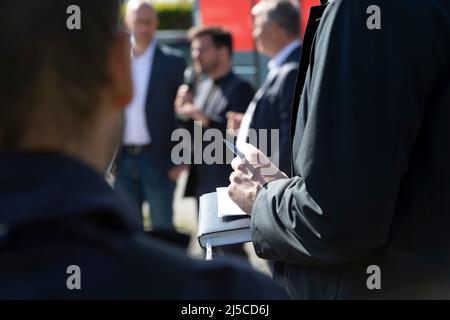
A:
155;2;193;30
119;1;193;30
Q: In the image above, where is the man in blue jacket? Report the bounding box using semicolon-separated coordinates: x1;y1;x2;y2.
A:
0;0;287;299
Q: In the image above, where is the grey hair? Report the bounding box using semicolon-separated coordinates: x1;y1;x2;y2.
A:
252;0;301;37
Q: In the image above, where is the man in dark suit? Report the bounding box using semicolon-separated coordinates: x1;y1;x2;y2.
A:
228;0;450;299
114;0;186;231
0;0;287;299
228;0;301;174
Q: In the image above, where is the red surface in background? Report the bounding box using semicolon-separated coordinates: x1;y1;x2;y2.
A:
199;0;255;51
198;0;321;51
300;0;321;36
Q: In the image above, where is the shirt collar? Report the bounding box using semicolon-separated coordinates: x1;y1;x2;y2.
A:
268;39;301;71
131;38;157;62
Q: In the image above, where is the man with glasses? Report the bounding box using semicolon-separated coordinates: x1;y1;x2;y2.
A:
175;26;255;259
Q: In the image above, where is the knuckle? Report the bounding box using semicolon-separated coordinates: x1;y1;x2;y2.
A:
231;157;240;170
230;172;240;183
227;185;235;197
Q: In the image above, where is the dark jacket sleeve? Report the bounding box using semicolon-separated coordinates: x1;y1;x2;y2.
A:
172;54;187;125
173;55;186;91
250;0;435;266
167;51;187;161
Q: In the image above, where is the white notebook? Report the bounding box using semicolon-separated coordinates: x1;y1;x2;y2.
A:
198;191;251;250
216;187;247;218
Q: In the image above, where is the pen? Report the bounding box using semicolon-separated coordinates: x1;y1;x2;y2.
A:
223;139;245;159
223;140;259;179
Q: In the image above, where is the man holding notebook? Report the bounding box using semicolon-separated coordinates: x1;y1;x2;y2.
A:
228;0;450;299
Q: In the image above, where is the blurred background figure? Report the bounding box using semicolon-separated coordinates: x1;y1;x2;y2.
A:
114;0;186;233
176;27;254;199
175;26;255;258
228;0;302;175
0;0;289;299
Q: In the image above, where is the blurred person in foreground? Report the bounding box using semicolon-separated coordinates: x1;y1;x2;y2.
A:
228;0;450;299
0;0;287;299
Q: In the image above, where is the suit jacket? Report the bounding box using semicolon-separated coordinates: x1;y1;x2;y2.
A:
250;0;450;299
0;152;288;299
249;46;301;174
123;44;186;173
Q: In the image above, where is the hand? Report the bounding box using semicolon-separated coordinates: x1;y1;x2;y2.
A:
174;85;210;126
168;164;188;182
175;85;194;113
176;103;200;118
227;143;288;214
226;112;244;131
177;103;211;127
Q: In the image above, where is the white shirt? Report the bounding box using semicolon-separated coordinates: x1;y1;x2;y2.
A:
237;40;301;148
123;40;157;145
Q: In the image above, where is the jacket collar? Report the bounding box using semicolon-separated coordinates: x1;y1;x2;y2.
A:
268;40;302;70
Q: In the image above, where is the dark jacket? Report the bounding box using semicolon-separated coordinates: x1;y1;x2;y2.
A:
123;44;186;173
0;152;287;299
250;0;450;299
184;72;255;198
249;46;301;175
